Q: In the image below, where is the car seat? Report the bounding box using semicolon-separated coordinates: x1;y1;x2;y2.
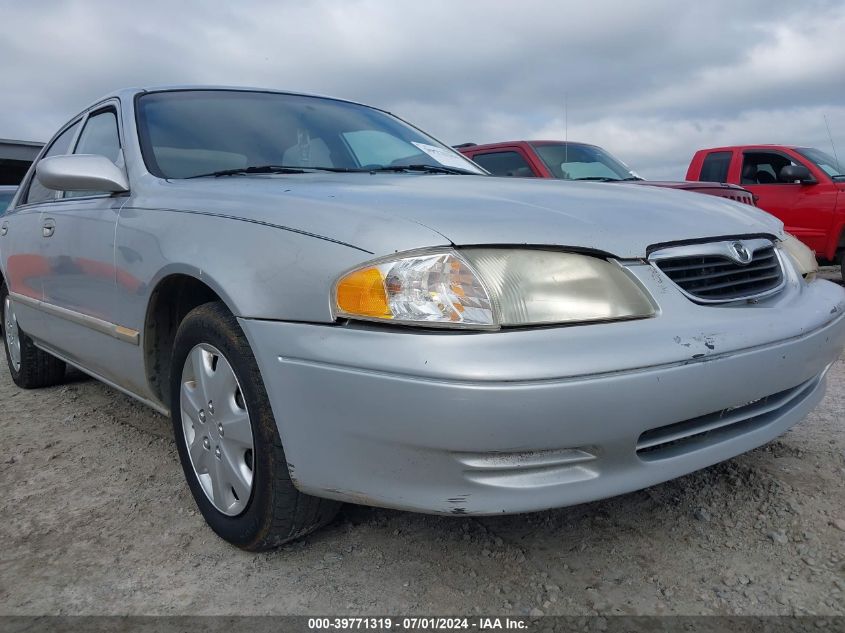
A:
741;163;756;184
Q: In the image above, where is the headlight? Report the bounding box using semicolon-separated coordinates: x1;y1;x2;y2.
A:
334;251;496;328
779;233;818;281
333;248;655;329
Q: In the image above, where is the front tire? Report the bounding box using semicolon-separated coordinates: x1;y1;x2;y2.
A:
1;282;66;389
170;301;340;550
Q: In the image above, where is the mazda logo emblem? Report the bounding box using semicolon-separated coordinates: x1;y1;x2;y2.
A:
731;241;751;263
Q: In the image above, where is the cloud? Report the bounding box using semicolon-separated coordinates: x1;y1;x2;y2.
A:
0;0;842;178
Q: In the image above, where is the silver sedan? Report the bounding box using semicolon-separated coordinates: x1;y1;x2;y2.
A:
1;86;843;550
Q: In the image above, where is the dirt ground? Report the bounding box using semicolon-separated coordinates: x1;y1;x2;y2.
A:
1;271;843;616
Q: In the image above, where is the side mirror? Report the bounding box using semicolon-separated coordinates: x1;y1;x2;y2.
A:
36;154;129;193
778;164;815;184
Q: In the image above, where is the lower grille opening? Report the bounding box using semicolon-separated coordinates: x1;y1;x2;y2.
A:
636;375;820;461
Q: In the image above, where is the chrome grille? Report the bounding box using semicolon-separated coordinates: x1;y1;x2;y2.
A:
651;238;784;303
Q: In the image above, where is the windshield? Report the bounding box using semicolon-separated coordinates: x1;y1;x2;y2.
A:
135;90;484;178
531;142;639;181
0;190;15;212
795;147;845;179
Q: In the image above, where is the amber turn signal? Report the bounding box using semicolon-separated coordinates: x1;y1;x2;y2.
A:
335;267;391;318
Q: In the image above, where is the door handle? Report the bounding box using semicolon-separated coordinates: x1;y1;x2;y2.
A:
0;222;7;236
42;219;56;238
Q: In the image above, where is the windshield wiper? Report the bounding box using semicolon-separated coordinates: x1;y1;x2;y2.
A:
186;163;476;178
186;165;355;178
365;164;475;175
620;176;644;181
571;176;621;182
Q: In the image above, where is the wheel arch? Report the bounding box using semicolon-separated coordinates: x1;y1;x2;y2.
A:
143;269;238;405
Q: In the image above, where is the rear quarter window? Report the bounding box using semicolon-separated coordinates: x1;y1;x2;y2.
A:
699;151;732;182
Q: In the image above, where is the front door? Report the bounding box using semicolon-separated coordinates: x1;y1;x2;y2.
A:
38;104;133;380
740;150;836;254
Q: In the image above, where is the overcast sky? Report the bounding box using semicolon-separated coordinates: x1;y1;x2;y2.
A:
1;0;843;179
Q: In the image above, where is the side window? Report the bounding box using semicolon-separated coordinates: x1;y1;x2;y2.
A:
741;152;794;185
0;189;16;213
65;109;122;198
699;151;732;182
74;110;121;162
23;120;81;205
472;151;536;177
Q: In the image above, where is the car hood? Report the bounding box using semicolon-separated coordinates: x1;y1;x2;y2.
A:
150;173;784;258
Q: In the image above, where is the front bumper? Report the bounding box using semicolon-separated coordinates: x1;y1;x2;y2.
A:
239;264;845;515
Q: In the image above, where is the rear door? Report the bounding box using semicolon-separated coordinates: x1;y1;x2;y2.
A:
1;119;82;342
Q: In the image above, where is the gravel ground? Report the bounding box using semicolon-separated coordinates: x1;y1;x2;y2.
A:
1;270;843;616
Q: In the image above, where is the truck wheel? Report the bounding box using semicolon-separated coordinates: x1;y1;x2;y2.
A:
170;301;340;551
1;282;66;389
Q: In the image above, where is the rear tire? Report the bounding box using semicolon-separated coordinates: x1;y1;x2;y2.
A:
1;282;66;389
169;301;340;551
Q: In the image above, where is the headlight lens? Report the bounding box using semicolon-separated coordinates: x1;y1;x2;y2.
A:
334;252;496;328
333;248;655;329
463;249;655;325
779;233;818;281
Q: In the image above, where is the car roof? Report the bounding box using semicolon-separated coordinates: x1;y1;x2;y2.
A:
696;144;802;152
459;140;599;152
93;85;375;111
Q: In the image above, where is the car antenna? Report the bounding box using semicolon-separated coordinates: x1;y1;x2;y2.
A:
564;91;568;165
824;114;840;166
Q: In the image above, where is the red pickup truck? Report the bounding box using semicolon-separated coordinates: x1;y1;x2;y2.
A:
687;145;845;275
457;140;757;205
